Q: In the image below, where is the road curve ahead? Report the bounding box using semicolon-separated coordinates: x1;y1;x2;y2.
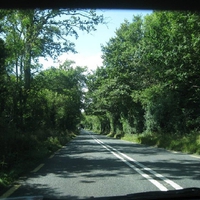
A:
5;130;200;199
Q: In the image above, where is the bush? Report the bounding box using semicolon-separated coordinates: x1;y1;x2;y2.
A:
0;128;76;189
121;131;200;155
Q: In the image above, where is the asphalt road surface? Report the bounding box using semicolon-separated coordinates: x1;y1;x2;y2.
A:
3;130;200;199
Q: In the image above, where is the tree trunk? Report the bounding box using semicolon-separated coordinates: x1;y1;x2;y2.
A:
24;43;31;90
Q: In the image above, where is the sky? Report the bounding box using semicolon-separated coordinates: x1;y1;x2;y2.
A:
40;9;152;72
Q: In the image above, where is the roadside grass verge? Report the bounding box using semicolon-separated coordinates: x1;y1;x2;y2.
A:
120;132;200;155
0;129;77;191
107;132;116;138
94;129;200;155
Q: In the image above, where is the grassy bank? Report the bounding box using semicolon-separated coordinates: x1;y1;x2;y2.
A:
0;129;77;191
88;129;200;155
120;132;200;155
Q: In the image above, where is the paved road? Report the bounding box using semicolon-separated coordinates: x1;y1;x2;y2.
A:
4;130;200;199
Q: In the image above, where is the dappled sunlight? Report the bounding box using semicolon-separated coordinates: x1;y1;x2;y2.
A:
11;131;160;199
9;131;200;199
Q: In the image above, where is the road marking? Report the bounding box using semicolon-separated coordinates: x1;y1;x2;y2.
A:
94;138;168;191
0;184;21;198
101;139;182;190
170;151;179;154
191;155;200;159
31;163;44;173
94;137;183;191
49;154;54;159
56;149;61;153
168;149;200;159
119;152;182;190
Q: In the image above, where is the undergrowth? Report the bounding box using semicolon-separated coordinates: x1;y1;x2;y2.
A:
106;130;200;155
120;132;200;155
0;129;77;191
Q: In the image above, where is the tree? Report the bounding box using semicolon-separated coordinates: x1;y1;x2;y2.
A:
85;16;146;135
0;9;104;183
0;39;8;114
0;8;104;129
0;9;104;89
85;11;200;135
32;60;86;131
140;11;200;132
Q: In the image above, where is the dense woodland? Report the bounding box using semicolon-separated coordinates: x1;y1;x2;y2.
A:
84;11;200;147
0;9;103;186
1;10;200;187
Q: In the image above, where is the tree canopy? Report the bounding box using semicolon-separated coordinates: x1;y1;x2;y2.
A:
1;9;200;187
0;8;104;185
84;11;200;136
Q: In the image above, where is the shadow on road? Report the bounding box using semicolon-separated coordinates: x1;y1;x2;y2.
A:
10;130;200;199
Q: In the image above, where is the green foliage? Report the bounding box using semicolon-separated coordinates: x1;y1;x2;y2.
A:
120;133;140;143
0;57;86;187
134;132;200;155
7;62;86;132
85;10;200;157
119;131;200;155
0;8;104;189
0;128;76;188
0;9;104;89
85;15;146;135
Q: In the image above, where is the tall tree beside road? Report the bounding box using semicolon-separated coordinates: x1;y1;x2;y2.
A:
32;61;86;131
0;8;104;128
85;11;200;136
140;11;200;133
0;9;104;186
0;9;103;89
85;15;146;135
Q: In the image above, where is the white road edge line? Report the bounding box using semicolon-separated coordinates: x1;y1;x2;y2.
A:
94;138;168;191
191;155;200;159
0;184;21;198
119;152;183;190
31;163;44;173
94;137;182;190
